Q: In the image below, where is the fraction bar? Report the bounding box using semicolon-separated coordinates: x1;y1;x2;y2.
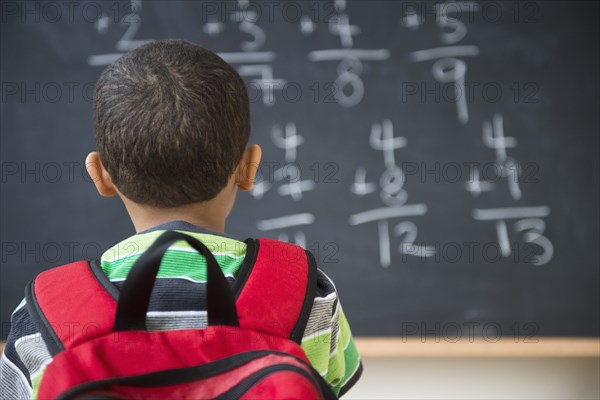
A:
410;45;480;62
349;204;428;226
87;53;125;66
218;51;276;63
256;213;315;231
472;206;550;221
308;49;390;62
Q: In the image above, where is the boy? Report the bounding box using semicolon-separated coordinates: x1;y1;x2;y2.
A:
0;39;362;398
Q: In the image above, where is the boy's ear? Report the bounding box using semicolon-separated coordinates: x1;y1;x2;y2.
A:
236;144;262;191
85;152;117;197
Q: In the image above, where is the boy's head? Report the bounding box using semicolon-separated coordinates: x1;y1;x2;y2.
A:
86;39;261;229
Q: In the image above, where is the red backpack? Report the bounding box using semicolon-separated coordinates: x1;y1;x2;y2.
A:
26;231;337;399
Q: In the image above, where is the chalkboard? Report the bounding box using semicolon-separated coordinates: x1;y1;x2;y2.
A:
1;0;599;340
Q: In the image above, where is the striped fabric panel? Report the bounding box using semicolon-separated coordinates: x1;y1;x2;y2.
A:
104;251;243;282
109;278;236;312
25;350;52;400
101;230;246;275
14;333;51;378
0;355;32;399
0;306;39;399
145;311;208;331
297;272;361;396
2;229;361;399
325;306;354;387
303;294;338;337
329;302;341;355
4;307;39;383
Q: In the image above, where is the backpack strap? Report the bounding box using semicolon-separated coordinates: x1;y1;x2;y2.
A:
25;237;318;354
235;238;318;344
25;260;117;356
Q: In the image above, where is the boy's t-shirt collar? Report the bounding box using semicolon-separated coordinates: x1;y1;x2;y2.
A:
100;220;248;281
137;220;243;241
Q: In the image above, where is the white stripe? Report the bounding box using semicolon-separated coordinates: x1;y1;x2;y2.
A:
302;284;339;338
29;358;52;384
330;346;338;358
151;246;245;257
14;333;43;348
344;330;353;351
11;299;26;315
104;247;244;263
15;333;52;377
145;312;208;331
321;271;339;294
146;310;207;318
340;357;362;387
109;274;235;283
314;292;337;302
302;328;333;343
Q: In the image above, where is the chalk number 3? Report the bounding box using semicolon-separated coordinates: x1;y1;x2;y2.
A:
514;218;554;266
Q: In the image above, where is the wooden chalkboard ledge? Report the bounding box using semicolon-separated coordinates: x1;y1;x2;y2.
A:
1;338;598;358
354;337;600;358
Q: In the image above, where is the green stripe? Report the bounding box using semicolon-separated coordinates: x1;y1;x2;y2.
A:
324;308;351;388
102;230;246;262
102;251;244;281
100;230;247;281
30;365;45;400
334;337;361;394
301;331;332;374
303;307;361;396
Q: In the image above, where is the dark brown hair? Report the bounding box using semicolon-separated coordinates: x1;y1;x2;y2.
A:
93;39;250;207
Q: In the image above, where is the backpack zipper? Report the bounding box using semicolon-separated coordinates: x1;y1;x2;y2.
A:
215;364;321;399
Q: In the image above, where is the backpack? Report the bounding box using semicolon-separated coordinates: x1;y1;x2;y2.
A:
26;230;337;399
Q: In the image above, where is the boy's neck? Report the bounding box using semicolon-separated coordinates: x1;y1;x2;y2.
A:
121;198;228;234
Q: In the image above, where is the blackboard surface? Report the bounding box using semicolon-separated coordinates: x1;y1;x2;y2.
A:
1;1;598;340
